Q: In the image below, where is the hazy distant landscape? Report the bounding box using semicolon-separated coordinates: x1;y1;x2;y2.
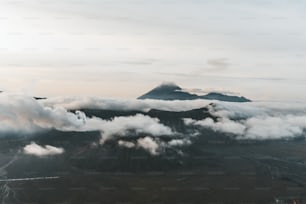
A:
1;0;306;203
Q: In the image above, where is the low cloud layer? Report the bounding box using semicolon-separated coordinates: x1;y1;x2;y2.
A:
0;94;174;145
185;102;306;140
244;115;306;139
3;93;306;156
23;142;64;157
0;94;85;134
42;96;211;112
185;118;245;135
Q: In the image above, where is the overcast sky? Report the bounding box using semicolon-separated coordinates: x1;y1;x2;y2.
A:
0;0;306;100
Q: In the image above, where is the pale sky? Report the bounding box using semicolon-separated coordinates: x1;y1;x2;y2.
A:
0;0;306;100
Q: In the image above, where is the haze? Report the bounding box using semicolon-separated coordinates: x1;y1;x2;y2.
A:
0;0;306;100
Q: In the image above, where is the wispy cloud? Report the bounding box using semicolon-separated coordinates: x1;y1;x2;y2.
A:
206;58;229;72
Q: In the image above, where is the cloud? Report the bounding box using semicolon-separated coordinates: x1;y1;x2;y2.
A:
42;96;212;112
0;94;85;134
167;139;192;147
118;140;135;148
23;142;64;157
97;114;173;144
184;118;246;135
185;102;306;140
118;137;192;155
212;101;306;119
0;94;174;146
206;58;229;72
5;92;306;147
136;137;159;155
119;137;163;155
243;115;306;139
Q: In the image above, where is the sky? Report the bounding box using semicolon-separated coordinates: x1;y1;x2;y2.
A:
0;0;306;100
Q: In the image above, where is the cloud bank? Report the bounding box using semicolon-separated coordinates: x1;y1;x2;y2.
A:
185;102;306;140
3;93;306;155
0;94;175;146
0;94;86;134
184;118;245;135
42;96;212;112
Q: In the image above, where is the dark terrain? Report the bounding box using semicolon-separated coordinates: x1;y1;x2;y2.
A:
0;107;305;204
138;83;251;102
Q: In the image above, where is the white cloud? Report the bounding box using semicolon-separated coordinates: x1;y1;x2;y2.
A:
243;115;306;140
97;114;173;144
42;96;211;112
185;118;245;135
185;102;306;140
214;101;306;140
167;139;191;147
137;137;159;155
0;94;174;146
23;142;64;157
118;137;193;155
118;140;135;148
0;94;85;134
5;93;306;145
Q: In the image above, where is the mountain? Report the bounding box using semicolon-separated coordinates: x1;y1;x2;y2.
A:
202;92;251;102
138;83;251;102
138;83;199;100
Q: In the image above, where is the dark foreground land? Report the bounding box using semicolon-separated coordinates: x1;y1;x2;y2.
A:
1;108;306;204
1;134;306;204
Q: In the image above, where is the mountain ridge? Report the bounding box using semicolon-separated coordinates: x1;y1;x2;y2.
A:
138;83;251;102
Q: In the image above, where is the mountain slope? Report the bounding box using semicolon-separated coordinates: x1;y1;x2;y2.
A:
138;83;251;102
138;83;199;100
201;92;251;102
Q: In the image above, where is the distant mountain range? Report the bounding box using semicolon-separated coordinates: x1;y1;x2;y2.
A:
0;83;251;102
138;83;251;102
